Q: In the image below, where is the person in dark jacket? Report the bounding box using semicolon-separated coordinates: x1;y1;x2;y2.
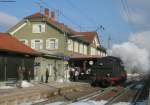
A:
17;66;24;88
27;69;31;82
45;69;49;83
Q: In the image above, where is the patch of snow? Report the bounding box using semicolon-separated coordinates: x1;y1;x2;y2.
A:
45;102;64;105
45;100;107;105
56;79;64;83
135;84;144;89
136;100;148;105
19;102;32;105
70;100;107;105
127;73;140;77
112;102;131;105
0;86;14;89
33;99;47;104
21;81;34;88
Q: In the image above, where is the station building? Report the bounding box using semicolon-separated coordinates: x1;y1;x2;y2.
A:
7;8;107;82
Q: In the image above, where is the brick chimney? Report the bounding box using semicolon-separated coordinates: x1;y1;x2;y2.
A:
60;23;64;29
44;8;49;17
51;11;55;21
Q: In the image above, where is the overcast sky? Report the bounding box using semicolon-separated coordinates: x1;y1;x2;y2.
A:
0;0;149;48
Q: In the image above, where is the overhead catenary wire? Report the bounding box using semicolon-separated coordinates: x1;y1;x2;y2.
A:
120;0;135;32
65;0;107;45
65;0;97;25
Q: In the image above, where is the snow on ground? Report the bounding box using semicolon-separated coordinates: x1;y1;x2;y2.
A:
112;102;130;105
136;100;148;105
21;81;34;88
70;100;108;105
45;102;64;105
45;100;107;105
127;73;140;77
56;79;64;83
0;86;14;89
45;100;147;105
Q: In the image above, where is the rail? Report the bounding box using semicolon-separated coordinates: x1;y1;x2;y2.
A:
105;82;144;105
59;87;114;105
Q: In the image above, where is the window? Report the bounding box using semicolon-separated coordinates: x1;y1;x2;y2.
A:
98;51;100;55
83;45;87;55
46;38;58;49
20;39;28;46
67;39;73;51
32;24;45;33
79;43;84;54
91;47;96;55
74;41;79;53
31;39;43;50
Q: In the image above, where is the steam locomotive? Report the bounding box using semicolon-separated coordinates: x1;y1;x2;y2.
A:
90;56;127;87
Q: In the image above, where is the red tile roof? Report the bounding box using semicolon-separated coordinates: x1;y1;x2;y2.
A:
25;12;101;45
75;32;97;43
25;12;76;35
0;33;38;56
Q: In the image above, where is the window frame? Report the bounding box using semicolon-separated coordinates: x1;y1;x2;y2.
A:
32;24;45;33
67;39;73;51
31;39;43;50
46;38;58;50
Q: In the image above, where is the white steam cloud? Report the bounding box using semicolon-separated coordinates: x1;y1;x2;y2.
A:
109;31;150;73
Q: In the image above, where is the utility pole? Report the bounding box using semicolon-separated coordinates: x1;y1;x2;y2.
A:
108;35;111;49
95;25;105;32
35;0;44;13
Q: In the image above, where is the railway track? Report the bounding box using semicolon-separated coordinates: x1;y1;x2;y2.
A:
32;86;115;105
59;87;115;105
105;82;146;105
31;77;148;105
32;83;137;105
58;83;144;105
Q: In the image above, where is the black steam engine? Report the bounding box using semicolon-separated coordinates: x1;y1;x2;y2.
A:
90;56;127;87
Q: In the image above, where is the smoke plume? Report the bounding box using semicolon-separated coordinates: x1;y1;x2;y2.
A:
109;31;150;73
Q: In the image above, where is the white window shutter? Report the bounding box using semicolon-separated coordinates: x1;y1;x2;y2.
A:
41;24;45;32
39;40;43;49
46;39;50;49
32;25;39;33
31;40;35;49
55;39;58;49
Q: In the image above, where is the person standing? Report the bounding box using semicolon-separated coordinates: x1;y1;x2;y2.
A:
27;69;31;82
69;68;74;81
17;66;24;87
45;68;49;83
75;70;79;81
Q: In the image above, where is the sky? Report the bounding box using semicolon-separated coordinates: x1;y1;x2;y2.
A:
0;0;149;48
